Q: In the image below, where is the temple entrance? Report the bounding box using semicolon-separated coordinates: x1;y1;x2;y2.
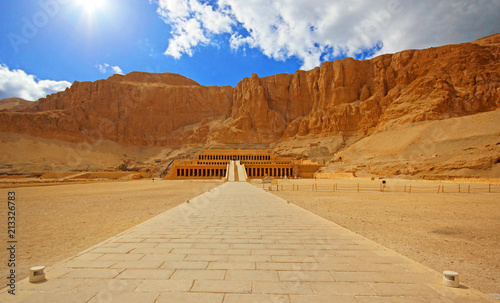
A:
163;150;322;180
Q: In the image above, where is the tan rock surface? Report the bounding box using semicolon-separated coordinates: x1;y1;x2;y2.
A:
1;72;233;146
323;110;500;178
0;34;499;177
0;97;31;111
2;34;499;146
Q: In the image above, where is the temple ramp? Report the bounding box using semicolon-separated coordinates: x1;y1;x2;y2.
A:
227;161;247;182
236;161;247;182
227;161;236;182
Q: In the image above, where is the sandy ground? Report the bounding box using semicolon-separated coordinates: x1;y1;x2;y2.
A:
269;178;500;295
323;110;500;179
1;177;498;296
0;180;220;283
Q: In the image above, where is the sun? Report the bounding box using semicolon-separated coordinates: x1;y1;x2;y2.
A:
73;0;114;33
77;0;105;15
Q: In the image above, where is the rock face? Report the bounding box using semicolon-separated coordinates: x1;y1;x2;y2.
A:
1;34;499;147
1;72;233;145
0;97;31;111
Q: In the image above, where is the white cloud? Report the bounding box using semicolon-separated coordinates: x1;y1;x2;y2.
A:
0;64;71;101
111;66;124;75
96;63;124;75
153;0;500;70
156;0;234;58
165;18;209;58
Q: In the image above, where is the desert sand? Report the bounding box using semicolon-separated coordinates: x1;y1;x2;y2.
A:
0;180;220;283
269;178;500;294
1;177;498;296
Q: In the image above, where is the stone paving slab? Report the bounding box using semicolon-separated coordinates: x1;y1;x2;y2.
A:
1;182;495;302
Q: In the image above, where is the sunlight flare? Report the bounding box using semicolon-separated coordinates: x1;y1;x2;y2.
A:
77;0;105;15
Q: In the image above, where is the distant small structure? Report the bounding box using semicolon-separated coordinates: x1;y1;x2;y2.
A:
163;150;323;180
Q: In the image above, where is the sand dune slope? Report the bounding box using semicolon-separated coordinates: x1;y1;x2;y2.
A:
324;110;500;178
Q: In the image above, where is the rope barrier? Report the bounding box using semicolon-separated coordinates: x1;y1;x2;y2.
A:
270;181;500;194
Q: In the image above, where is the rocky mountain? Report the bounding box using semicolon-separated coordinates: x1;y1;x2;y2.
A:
0;97;31;111
1;35;499;156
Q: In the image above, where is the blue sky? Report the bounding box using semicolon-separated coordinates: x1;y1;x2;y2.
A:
0;0;499;100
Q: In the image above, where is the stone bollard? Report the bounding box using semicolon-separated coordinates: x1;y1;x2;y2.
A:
29;266;46;283
443;270;459;288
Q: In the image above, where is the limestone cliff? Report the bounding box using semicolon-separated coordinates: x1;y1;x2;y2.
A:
1;34;499;147
1;72;233;145
0;97;31;111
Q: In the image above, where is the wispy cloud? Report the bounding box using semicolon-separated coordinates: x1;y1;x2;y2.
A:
96;63;124;75
0;64;71;101
153;0;500;70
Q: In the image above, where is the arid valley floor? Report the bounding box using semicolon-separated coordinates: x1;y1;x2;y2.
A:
1;178;498;297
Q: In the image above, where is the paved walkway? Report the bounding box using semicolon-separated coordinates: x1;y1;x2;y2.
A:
2;182;494;302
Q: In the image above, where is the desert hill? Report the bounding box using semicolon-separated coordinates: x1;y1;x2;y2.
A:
321;110;500;178
0;97;31;111
0;34;499;178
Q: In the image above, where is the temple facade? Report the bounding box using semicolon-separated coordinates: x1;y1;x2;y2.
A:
163;150;322;180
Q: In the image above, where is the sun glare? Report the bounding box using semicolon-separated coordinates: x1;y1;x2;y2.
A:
77;0;104;15
73;0;115;33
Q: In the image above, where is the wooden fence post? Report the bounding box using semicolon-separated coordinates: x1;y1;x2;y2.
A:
409;185;412;194
489;184;492;193
458;184;460;193
404;185;406;192
357;183;360;192
437;185;440;194
468;185;470;194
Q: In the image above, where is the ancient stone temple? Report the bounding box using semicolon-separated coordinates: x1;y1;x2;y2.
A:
163;150;322;180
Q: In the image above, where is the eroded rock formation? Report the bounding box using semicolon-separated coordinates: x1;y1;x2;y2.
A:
1;34;499;147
